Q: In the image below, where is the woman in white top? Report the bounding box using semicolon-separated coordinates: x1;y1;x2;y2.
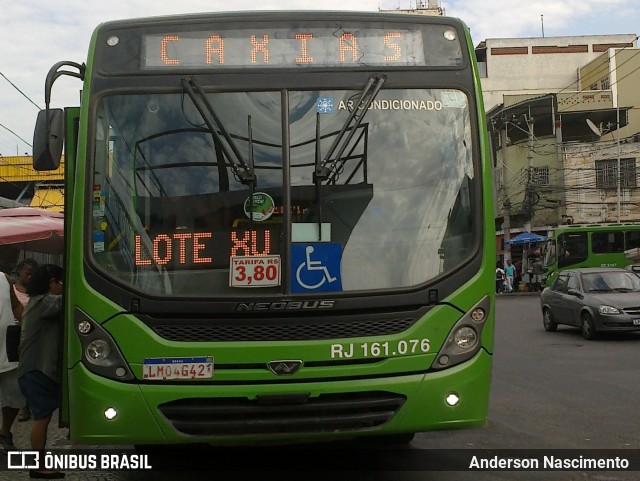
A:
0;271;24;452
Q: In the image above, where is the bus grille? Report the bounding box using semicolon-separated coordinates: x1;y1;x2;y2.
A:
157;391;406;436
149;317;415;342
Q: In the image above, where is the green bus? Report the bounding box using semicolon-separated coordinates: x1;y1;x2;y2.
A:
542;224;640;286
33;11;494;446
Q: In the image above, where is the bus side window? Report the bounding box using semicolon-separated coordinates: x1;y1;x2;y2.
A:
557;232;587;268
626;230;640;250
545;242;556;265
592;231;624;253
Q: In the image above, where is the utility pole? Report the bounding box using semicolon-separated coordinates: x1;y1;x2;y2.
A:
616;102;621;222
524;114;535;233
500;126;511;262
554;115;567;221
521;114;535;277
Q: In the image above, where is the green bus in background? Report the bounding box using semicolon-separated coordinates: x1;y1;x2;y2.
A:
542;224;640;286
32;11;494;446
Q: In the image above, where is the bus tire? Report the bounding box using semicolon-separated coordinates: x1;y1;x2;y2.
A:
542;308;558;332
581;312;597;340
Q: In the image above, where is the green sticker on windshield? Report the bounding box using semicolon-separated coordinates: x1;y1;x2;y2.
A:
244;192;275;221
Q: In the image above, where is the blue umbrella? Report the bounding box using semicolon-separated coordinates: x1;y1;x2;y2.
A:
505;232;547;246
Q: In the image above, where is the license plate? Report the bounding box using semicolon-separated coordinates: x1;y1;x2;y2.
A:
143;357;213;380
633;319;640;326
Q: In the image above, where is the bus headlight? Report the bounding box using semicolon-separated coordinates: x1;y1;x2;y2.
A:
86;340;111;362
432;296;489;370
454;327;478;349
75;308;134;381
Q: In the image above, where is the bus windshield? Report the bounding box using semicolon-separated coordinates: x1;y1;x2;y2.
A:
92;87;475;297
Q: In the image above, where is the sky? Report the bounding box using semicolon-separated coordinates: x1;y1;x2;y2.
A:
0;0;638;157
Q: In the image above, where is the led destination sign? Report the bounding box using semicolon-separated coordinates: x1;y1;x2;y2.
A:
134;227;279;269
143;27;429;68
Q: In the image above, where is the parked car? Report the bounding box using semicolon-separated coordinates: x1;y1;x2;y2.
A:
540;267;640;340
624;264;640;274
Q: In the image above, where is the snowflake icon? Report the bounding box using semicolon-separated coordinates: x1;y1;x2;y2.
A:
316;97;334;114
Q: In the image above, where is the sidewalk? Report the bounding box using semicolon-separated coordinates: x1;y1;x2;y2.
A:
497;290;541;296
0;411;77;480
7;410;72;450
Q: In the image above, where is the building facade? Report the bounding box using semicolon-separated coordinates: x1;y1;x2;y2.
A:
477;35;636;111
482;35;640;263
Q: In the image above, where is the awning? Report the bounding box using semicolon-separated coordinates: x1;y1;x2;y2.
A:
0;207;64;254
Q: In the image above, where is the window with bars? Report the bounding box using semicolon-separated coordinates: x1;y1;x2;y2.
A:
595;158;637;189
600;77;610;89
531;166;549;186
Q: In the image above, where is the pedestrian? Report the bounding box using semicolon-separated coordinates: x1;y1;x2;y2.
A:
514;258;522;291
532;257;544;291
496;262;505;294
0;269;25;453
504;259;516;293
17;264;65;479
13;258;39;422
13;258;38;309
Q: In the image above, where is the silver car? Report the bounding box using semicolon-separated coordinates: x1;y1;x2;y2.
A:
540;267;640;340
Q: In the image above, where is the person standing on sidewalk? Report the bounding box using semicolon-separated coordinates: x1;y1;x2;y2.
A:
18;264;65;479
532;257;544;292
13;258;39;422
504;259;516;293
0;270;25;452
496;262;505;294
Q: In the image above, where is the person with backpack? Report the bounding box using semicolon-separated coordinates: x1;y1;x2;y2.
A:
496;262;506;294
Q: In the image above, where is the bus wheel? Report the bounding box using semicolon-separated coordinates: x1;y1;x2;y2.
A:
542;308;557;332
581;313;597;340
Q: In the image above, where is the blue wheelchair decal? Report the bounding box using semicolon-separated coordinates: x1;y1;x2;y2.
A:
291;243;342;293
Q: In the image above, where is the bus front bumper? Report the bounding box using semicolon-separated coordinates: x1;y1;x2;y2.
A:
67;349;491;445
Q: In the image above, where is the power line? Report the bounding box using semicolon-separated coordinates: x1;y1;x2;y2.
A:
0;122;31;147
0;71;41;110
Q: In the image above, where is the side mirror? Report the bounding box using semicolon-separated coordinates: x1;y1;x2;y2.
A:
567;288;583;298
33;108;64;171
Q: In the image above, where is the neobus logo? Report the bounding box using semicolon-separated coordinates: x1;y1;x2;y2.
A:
235;300;335;312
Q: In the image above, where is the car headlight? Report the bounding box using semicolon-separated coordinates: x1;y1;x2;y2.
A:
598;305;621;315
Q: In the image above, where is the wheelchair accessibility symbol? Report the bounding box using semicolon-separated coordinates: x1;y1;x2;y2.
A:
291;243;342;293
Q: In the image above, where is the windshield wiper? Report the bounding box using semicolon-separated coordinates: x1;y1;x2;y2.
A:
182;77;256;187
314;75;385;186
312;76;385;239
247;115;256;229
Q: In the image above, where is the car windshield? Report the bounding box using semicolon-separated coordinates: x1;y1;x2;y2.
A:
581;272;640;293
